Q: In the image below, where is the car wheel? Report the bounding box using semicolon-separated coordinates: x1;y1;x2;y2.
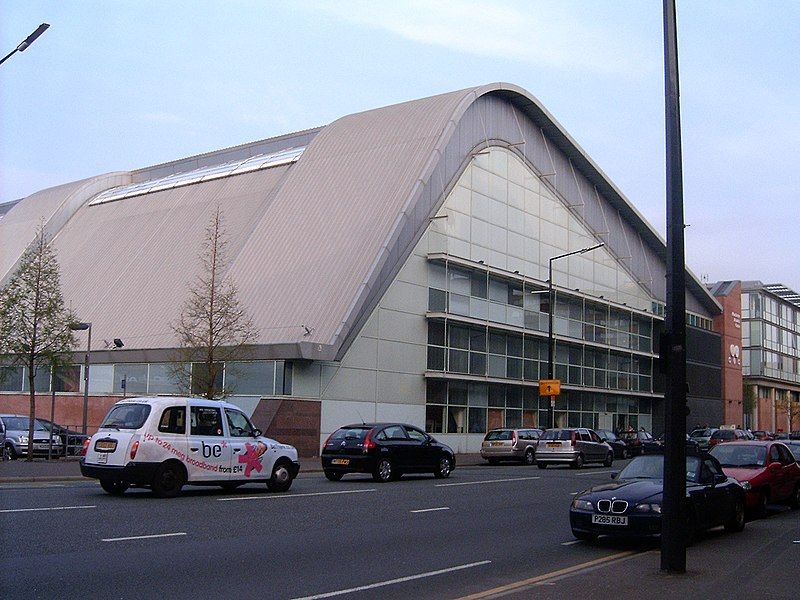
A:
724;498;746;532
537;462;547;469
4;443;18;460
434;456;453;479
373;458;393;483
524;448;535;466
683;509;699;546
266;462;294;492
151;461;186;498
100;479;129;496
603;452;613;467
220;482;242;492
572;530;597;543
787;485;800;510
621;448;629;460
570;454;584;469
754;491;769;518
324;470;344;482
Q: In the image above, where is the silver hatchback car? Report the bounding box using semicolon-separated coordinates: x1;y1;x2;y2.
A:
535;427;613;469
480;428;543;465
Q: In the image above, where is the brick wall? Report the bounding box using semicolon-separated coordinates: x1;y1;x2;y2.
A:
0;393;119;434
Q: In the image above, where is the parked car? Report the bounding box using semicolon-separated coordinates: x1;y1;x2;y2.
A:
1;414;63;459
80;397;299;497
36;418;89;456
321;423;455;482
654;432;701;453
752;430;775;441
535;428;613;469
708;428;749;448
480;428;542;465
617;429;660;456
709;441;800;516
596;429;630;460
689;427;718;451
783;440;800;462
569;453;746;542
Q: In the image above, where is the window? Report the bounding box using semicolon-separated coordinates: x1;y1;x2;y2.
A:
158;406;186;434
225;409;255;437
383;425;407;440
190;406;224;436
101;403;151;430
405;427;427;442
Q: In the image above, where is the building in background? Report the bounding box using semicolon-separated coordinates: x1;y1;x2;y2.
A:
738;281;800;433
708;281;744;427
0;83;724;455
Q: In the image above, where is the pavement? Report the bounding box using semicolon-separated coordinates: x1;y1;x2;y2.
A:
2;454;798;599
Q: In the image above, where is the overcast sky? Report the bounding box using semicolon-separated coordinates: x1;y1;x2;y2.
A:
2;1;798;291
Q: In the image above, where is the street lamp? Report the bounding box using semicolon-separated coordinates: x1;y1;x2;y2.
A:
0;23;50;67
69;322;91;434
547;243;604;428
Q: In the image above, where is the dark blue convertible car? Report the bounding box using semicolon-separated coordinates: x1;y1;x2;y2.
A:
569;453;746;542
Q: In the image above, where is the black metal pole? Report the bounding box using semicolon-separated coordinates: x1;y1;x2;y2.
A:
661;0;688;574
81;325;91;435
548;260;555;428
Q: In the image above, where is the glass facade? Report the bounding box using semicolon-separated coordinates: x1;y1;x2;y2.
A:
426;260;659;432
742;290;800;383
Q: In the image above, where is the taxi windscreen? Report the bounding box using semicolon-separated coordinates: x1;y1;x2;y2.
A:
101;404;151;429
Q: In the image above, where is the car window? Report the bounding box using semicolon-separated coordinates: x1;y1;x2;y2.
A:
541;429;572;441
710;444;766;467
589;430;602;443
769;445;781;462
331;427;370;441
101;404;151;430
486;430;513;441
383;425;407;440
190;407;224;437
225;409;255;438
579;430;591;442
158;406;186;434
2;416;47;431
405;427;427;442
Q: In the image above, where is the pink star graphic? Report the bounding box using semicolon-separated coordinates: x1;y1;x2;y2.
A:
238;443;264;478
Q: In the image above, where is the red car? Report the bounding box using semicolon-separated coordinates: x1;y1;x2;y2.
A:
710;441;800;516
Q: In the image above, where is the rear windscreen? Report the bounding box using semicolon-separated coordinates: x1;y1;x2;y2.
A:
485;430;513;441
101;404;151;430
541;429;572;441
330;427;370;441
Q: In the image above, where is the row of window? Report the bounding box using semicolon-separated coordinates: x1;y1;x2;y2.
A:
743;292;800;330
651;302;713;331
424;380;652;434
0;361;293;397
427;321;654;392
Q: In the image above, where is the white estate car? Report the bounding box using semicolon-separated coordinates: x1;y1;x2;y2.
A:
80;396;300;497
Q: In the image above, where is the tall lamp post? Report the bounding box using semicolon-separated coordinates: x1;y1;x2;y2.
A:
547;243;604;428
69;322;92;434
0;23;50;67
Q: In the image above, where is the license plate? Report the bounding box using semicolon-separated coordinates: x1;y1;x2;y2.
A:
96;452;108;464
491;442;504;447
592;514;628;526
96;439;117;452
546;442;561;448
331;458;350;466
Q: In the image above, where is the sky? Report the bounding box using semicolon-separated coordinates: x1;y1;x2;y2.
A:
1;1;798;291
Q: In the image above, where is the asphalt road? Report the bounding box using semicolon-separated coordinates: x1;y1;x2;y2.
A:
1;461;796;599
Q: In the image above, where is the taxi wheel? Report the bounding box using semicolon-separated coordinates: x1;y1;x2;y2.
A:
100;479;129;496
151;461;186;498
434;456;452;479
603;452;613;467
266;463;293;493
524;449;535;466
324;470;344;481
373;458;393;483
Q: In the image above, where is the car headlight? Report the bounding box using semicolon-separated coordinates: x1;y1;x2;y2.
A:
17;436;29;444
740;481;752;491
634;503;662;513
571;498;593;511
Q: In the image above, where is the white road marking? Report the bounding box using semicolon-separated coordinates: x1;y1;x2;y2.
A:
575;470;614;476
410;507;450;514
102;532;186;542
217;489;376;502
436;476;539;487
291;560;492;600
0;505;96;514
561;540;581;546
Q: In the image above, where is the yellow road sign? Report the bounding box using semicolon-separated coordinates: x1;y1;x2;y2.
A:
539;379;561;396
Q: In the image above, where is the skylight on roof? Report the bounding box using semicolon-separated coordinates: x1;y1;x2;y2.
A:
89;146;305;206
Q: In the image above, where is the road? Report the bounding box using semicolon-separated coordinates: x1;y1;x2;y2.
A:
1;461;796;599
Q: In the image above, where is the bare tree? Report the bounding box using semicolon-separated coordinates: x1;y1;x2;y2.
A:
171;207;258;399
0;225;76;459
774;390;799;433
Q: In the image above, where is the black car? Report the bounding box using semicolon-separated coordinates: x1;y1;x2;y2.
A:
36;419;88;456
617;429;660;456
569;453;746;542
321;423;455;483
596;429;630;459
